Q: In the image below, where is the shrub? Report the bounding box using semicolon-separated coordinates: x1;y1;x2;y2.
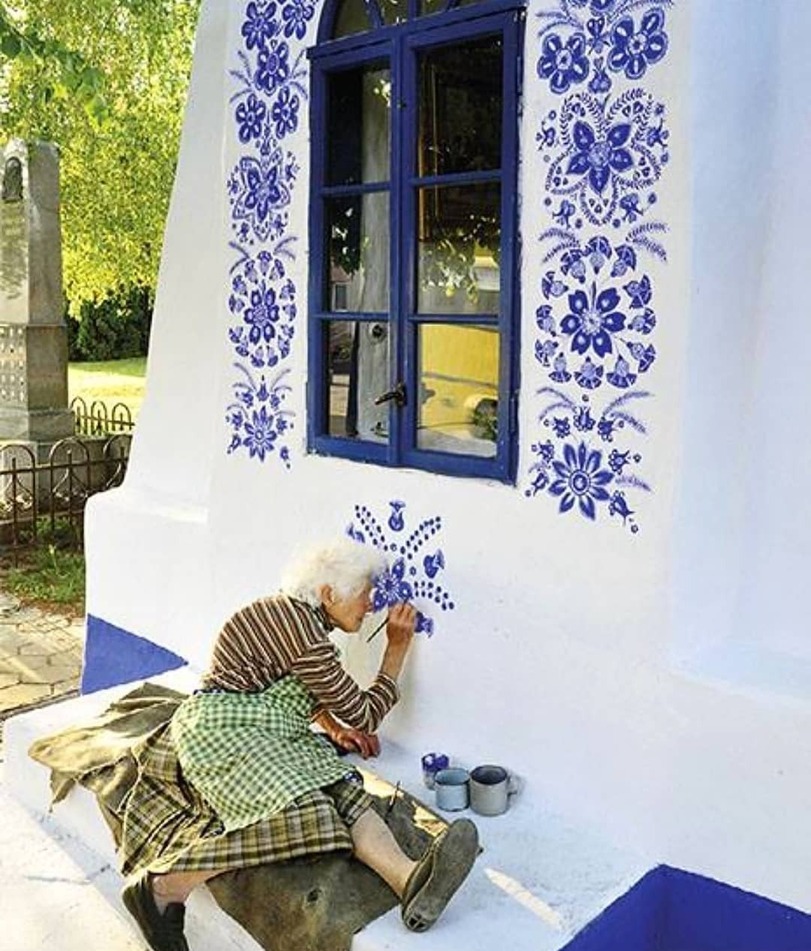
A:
67;285;152;362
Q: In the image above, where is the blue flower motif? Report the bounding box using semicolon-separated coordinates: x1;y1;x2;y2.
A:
271;87;299;137
388;500;406;532
549;442;614;520
609;491;634;523
573;404;596;431
281;0;315;40
561;250;587;281
606;355;637;388
233;149;292;240
561;284;626;357
584;235;612;272
608;448;630;473
575;356;603;389
245;282;280;344
569;0;616;12
611;244;637;277
608;10;668;81
567;120;634;195
550;352;573;383
538;33;590;95
624;274;652;308
242;1;278;51
535;339;558;366
236;93;267;144
597;417;615;441
627;342;656;372
552;417;571;438
629;308;656;334
536;305;557;333
243;406;278;460
373;558;414;611
256;38;290;94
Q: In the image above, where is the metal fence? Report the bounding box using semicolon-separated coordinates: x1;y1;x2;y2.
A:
70;396;135;436
0;434;131;559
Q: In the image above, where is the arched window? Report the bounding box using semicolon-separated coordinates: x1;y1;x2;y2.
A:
308;0;524;481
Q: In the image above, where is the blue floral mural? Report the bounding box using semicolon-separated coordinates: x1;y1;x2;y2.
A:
346;501;456;637
226;0;315;466
528;0;674;533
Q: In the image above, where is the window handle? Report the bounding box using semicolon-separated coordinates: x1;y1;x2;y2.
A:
374;382;407;408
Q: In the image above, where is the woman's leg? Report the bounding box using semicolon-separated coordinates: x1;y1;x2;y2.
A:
349;807;417;896
151;869;223;911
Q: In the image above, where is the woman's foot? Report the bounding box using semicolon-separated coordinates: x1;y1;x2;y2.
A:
121;869;189;951
401;818;479;932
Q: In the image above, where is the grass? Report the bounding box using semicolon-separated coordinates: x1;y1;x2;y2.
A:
1;521;86;618
68;356;148;418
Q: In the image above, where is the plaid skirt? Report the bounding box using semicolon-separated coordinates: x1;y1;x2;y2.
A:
116;679;374;877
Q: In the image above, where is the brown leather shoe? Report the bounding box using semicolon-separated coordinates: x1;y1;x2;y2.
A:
122;870;189;951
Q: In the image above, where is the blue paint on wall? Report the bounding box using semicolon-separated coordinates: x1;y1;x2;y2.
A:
561;865;811;951
81;615;187;694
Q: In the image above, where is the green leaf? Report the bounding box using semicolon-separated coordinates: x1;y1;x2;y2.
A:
1;32;20;57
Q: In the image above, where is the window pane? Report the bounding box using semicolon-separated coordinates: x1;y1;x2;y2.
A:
417;323;499;457
418;37;502;176
325;320;390;443
333;0;372;38
420;0;448;15
378;0;408;25
328;65;391;186
417;182;500;314
328;192;389;312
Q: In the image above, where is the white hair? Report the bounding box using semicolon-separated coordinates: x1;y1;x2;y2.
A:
280;538;388;607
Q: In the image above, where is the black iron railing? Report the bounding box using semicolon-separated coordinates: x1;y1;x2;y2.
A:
70;396;135;436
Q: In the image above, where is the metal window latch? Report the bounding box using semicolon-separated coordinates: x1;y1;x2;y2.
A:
374;382;407;407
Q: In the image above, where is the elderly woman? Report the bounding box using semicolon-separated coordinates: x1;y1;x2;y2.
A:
122;538;478;951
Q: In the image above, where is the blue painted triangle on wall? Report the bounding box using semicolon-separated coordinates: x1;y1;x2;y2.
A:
82;614;188;694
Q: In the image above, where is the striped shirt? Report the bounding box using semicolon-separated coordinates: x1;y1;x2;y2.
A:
201;594;398;733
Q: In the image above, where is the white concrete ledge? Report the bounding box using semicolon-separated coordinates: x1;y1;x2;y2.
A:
4;675;652;951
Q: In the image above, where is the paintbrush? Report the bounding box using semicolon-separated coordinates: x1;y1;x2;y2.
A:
365;616;387;643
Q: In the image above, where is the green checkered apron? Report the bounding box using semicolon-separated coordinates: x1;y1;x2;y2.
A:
170;675;359;833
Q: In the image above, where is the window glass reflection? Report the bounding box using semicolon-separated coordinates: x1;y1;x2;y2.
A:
326;320;390;443
328;65;391;186
378;0;408;25
417;183;500;314
417;323;499;457
333;0;372;37
328;192;389;312
418;37;502;176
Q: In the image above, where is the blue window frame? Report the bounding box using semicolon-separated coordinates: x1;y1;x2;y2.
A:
308;0;524;481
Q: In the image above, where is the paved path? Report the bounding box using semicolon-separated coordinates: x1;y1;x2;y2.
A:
0;591;84;757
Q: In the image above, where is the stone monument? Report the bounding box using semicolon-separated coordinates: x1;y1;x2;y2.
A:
0;139;73;444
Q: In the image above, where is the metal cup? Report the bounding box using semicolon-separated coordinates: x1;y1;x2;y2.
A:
434;767;470;811
469;764;520;816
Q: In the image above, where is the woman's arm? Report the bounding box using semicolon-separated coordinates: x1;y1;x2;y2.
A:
312;710;381;758
291;602;416;733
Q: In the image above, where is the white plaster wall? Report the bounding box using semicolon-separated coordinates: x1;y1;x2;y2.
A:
85;0;811;917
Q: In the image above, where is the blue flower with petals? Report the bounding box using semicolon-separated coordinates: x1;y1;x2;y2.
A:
549;442;614;519
271;87;300;137
567;120;634;194
373;558;414;611
608;10;668;81
256;39;290;94
538;33;590;95
606;355;637;388
561;284;626;357
282;0;315;40
550;353;572;383
243;406;278;460
236;93;267;144
245;283;280;344
242;1;278;51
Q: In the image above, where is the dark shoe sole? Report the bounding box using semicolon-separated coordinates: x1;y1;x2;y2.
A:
402;818;479;932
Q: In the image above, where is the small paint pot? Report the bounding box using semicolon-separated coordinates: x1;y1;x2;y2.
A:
434;767;470;811
421;752;450;790
469;765;521;817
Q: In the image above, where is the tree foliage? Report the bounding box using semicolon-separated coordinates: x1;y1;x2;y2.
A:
0;0;200;305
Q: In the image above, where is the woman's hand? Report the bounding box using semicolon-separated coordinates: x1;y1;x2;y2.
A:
386;602;417;648
379;602;416;682
331;725;381;759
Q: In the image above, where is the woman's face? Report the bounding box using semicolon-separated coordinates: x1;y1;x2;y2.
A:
323;582;374;633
